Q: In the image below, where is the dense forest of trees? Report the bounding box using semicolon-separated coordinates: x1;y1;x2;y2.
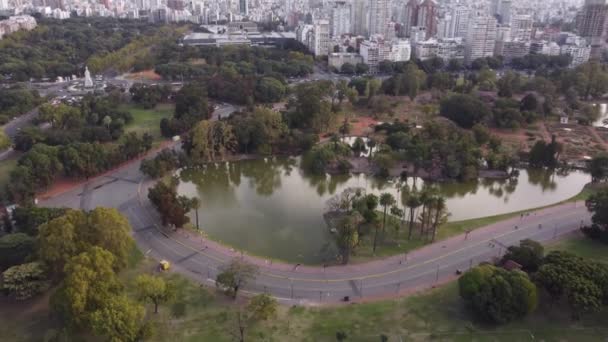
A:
0;17;182;81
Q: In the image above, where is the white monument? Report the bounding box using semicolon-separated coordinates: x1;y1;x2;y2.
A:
84;66;93;88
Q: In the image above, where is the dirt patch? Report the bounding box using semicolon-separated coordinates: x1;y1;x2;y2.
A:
348;116;378;136
545;122;607;160
124;69;162;81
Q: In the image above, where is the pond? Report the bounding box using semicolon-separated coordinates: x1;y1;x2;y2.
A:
177;157;590;264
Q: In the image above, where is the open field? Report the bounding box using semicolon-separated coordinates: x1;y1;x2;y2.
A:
122;103;174;142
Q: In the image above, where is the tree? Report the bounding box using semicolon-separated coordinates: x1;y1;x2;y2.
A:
0;233;35;270
254;77;285;103
185;120;236;163
216;259;259;299
459;264;538;324
588;153;608;183
0;130;10;150
1;262;50;300
379;193;396;235
85;207;134;270
528;135;561;168
582;188;608;243
429;196;449;242
440;94;491;128
135;274;175;314
54;247;123;328
355;63;369;75
501;239;544;272
37;211;84;275
148;176;198;229
536;251;608;318
174;82;210;121
246;294;277;321
335;213;362;264
340;63;355;75
520;93;538;112
89;295;148;342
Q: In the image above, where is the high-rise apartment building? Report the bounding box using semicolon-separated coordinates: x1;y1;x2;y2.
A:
417;0;437;39
239;0;248;15
331;2;351;37
369;0;390;37
576;0;608;58
465;12;497;64
312;19;330;56
351;0;368;36
401;0;420;37
511;14;533;41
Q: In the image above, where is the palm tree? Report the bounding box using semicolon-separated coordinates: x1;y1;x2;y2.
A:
191;197;201;230
366;138;376;161
430;196;450;242
390;206;404;235
417;189;432;237
379;193;396;234
406;192;421;240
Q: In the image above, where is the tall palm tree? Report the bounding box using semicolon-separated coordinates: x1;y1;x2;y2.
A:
406;192;421;240
430;196;450;242
191;197;201;230
417;188;431;237
379;193;396;234
367;138;376;162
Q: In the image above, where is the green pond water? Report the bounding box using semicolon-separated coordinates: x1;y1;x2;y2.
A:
177;157;590;264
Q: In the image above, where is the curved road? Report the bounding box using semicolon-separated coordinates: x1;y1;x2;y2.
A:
40;152;593;305
38;102;592;304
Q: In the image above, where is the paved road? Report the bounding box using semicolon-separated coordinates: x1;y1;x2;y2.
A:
39;142;593;305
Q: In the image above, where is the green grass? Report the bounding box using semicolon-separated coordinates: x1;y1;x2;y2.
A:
3;238;608;341
0;157;18;189
122;103;173;142
548;235;608;263
153;236;608;341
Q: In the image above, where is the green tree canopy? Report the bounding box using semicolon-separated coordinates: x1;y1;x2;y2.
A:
459;264;537;324
440;94;490;128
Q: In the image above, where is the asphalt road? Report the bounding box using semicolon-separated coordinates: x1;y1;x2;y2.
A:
39;130;593;305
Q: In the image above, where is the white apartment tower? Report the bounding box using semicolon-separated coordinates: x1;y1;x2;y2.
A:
369;0;390;37
312;19;331;56
351;0;368;36
450;5;470;38
331;3;351;37
465;12;497;64
511;14;533;41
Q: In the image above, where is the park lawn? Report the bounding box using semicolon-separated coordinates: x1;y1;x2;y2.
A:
148;236;608;341
152;235;608;341
548;234;608;263
0;157;18;189
122;103;173;142
2;238;607;341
